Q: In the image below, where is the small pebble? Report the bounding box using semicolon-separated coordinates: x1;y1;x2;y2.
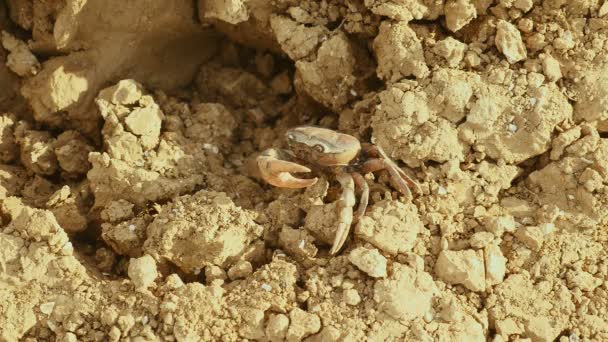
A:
343;289;361;306
40;302;55;315
348;247;387;278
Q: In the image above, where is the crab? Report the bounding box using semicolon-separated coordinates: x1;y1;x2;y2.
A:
257;126;420;255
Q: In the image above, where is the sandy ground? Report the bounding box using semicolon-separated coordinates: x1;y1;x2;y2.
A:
1;0;608;341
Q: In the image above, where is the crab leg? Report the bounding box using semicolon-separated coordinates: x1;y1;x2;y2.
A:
361;143;421;194
376;147;422;194
257;149;318;188
361;143;381;157
330;173;356;255
351;172;369;223
361;158;419;198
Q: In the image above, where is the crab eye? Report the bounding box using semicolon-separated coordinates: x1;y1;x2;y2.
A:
313;144;325;153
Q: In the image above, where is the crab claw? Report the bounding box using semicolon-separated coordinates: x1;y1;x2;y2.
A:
257;154;318;189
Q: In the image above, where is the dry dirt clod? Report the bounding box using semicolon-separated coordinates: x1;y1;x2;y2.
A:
433;37;467;67
484;243;507;286
355;200;422;255
514;225;545;251
15;125;58;176
374;263;438;321
495;20;527;64
348;246;388;278
286;308;321;341
265;313;289;342
143;190;264;273
444;0;477;32
127;254;158;289
227;260;253;280
1;31;40;76
435;249;486;292
469;231;495;249
343;288;362;306
373;21;428;81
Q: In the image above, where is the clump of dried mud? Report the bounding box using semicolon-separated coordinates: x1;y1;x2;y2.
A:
1;0;608;341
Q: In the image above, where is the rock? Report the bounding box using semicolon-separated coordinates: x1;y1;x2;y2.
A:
278;225;317;260
1;31;40;76
238;308;265;339
525;316;557;342
270;71;292;94
286;308;321;341
124;105;163;139
348;247;388;278
565;270;602;291
54;131;94;175
430;70;476;124
97;79;143;105
0;165;27;198
435;249;485;291
538;223;555;235
185;103;238;149
434;37;467;66
199;0;249;25
46;184;89;234
572;64;608;124
485;215;516;236
514;0;533;12
309;326;342;342
470;231;495;249
355;200;422;255
441;315;485;341
39;302;55;315
6;207;70;254
465;50;482;67
495;20;527;64
542;55;562;82
579;168;603;192
461;83;572;164
444;0;477;32
304;201;341;246
127;254;158;289
0;115;17;163
484;244;507;286
514;226;544;251
600;0;608;16
553;31;575;50
550;127;581;160
100;200;135;223
205;265;227;284
227;260;253;280
101;218;147;257
63;332;77;342
294;32;360;112
371;84;466;167
16;128;58;176
373;21;428;81
374;263;438;320
343;289;361;306
495;318;523;337
163;274;185;290
143;191;264;273
265;313;289;342
270;16;327;60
